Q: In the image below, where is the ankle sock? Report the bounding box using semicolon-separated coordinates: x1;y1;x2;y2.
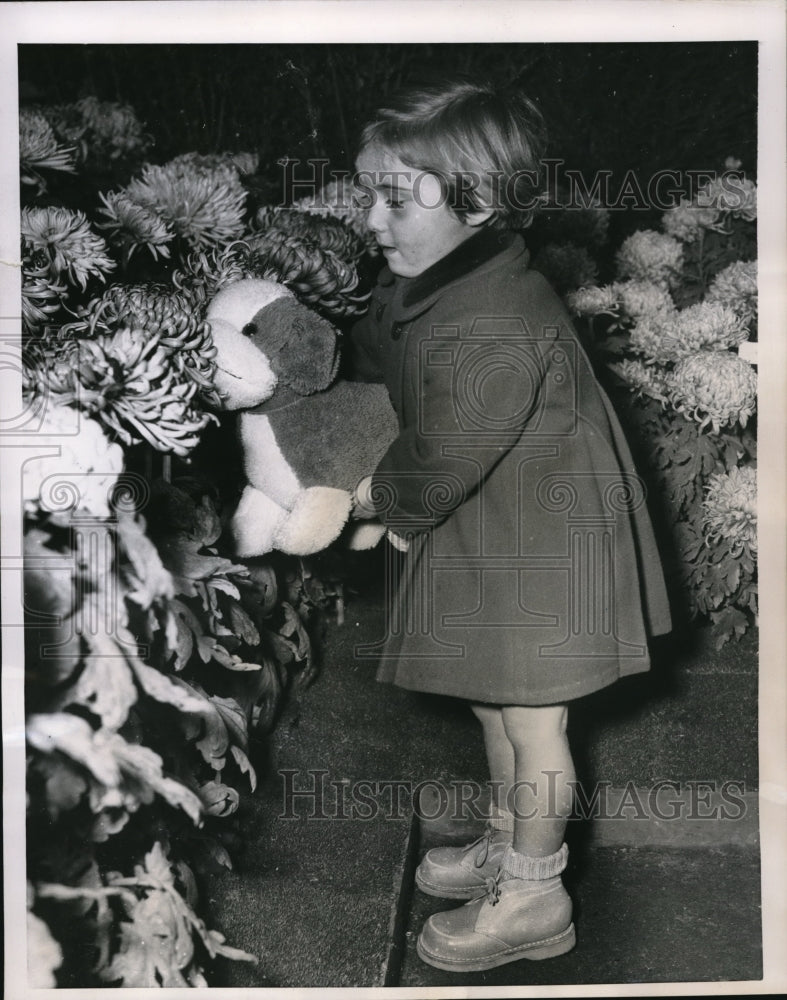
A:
501;842;568;881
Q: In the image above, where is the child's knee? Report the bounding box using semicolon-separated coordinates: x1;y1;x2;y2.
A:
501;704;569;749
470;701;503;727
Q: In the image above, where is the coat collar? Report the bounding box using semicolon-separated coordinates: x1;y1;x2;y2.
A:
380;229;528;322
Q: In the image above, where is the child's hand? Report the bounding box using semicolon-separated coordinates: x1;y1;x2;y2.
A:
351;475;379;520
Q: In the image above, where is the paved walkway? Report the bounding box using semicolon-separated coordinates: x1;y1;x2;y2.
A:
203;555;761;988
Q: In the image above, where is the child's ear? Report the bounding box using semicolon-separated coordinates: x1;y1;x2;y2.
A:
463;208;495;227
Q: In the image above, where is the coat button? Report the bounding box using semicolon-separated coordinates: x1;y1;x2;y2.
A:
391;322;405;340
376;303;385;321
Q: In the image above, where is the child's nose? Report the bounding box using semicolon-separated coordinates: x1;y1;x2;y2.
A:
366;197;387;234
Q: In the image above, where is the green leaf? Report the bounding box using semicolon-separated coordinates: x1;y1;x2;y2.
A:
228;601;261;646
128;659;207;714
222;656;264;672
198;780;240;817
211;696;248;750
36;755;88;816
165;601;195;671
53;629;139;730
230;745;257;792
27;713;120;786
116;511;174;608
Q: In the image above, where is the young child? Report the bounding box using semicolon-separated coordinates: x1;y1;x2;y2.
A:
348;78;672;973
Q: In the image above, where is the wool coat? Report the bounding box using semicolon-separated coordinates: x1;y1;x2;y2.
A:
350;228;672;706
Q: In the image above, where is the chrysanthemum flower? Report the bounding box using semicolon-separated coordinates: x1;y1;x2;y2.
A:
245;230;368;318
613;280;677;323
172;150;259;176
661;199;723;242
674;301;749;351
609;357;672;403
706;260;758;327
37;327;215;456
295;178;378;254
697;176;757;221
83;283;219;403
96;191;174;261
630;302;747;363
702;465;757;554
19;108;77;188
629;315;682;363
75;96;150;161
21;243;69;330
255;206;364;261
566;284;619;317
668;350;757;432
22;400;124;518
615;230;684;288
21;206;115;291
173;242;251;312
123;159;247;250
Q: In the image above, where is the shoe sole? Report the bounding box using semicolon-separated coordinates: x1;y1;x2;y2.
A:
414;869;487;900
416;922;576;972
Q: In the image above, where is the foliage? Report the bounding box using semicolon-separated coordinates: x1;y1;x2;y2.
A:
20;97;367;986
565;165;757;646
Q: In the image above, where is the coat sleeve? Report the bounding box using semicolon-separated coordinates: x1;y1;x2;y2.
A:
369;318;560;529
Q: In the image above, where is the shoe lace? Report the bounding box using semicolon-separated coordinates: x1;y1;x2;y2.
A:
463;823;495;869
484;867;503;906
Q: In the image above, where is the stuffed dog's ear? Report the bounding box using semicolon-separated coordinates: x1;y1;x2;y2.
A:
243;297;339;395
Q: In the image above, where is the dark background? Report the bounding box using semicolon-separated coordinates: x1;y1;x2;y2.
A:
19;42;757;198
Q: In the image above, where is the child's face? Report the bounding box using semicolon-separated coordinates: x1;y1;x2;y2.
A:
355;145;479;278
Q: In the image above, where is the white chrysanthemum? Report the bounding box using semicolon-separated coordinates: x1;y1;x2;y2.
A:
612;280;677;323
697;176;757;221
566;284;619;317
702;465;757;554
629;315;682;363
630;302;747;363
19;108;76;178
669;350;757;432
96;191;174;261
661;199;722;243
75;96;149;160
609;357;672;403
27;910;63;989
23;401;124;518
615;230;684;288
706;260;758;327
674;301;749;352
124;159;247;249
21;206;115;291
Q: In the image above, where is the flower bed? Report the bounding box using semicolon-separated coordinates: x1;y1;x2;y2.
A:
20;99;366;987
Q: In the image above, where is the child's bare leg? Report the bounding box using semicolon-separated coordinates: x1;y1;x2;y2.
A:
417;702;577;968
470;702;515;813
501;704;574;856
415;702;512;899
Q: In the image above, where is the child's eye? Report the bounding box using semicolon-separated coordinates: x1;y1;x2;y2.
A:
385;197;405;210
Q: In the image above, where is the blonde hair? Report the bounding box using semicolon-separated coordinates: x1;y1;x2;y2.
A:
359;77;547;230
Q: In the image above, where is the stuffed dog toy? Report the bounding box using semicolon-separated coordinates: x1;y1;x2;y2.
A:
206;277;398;556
